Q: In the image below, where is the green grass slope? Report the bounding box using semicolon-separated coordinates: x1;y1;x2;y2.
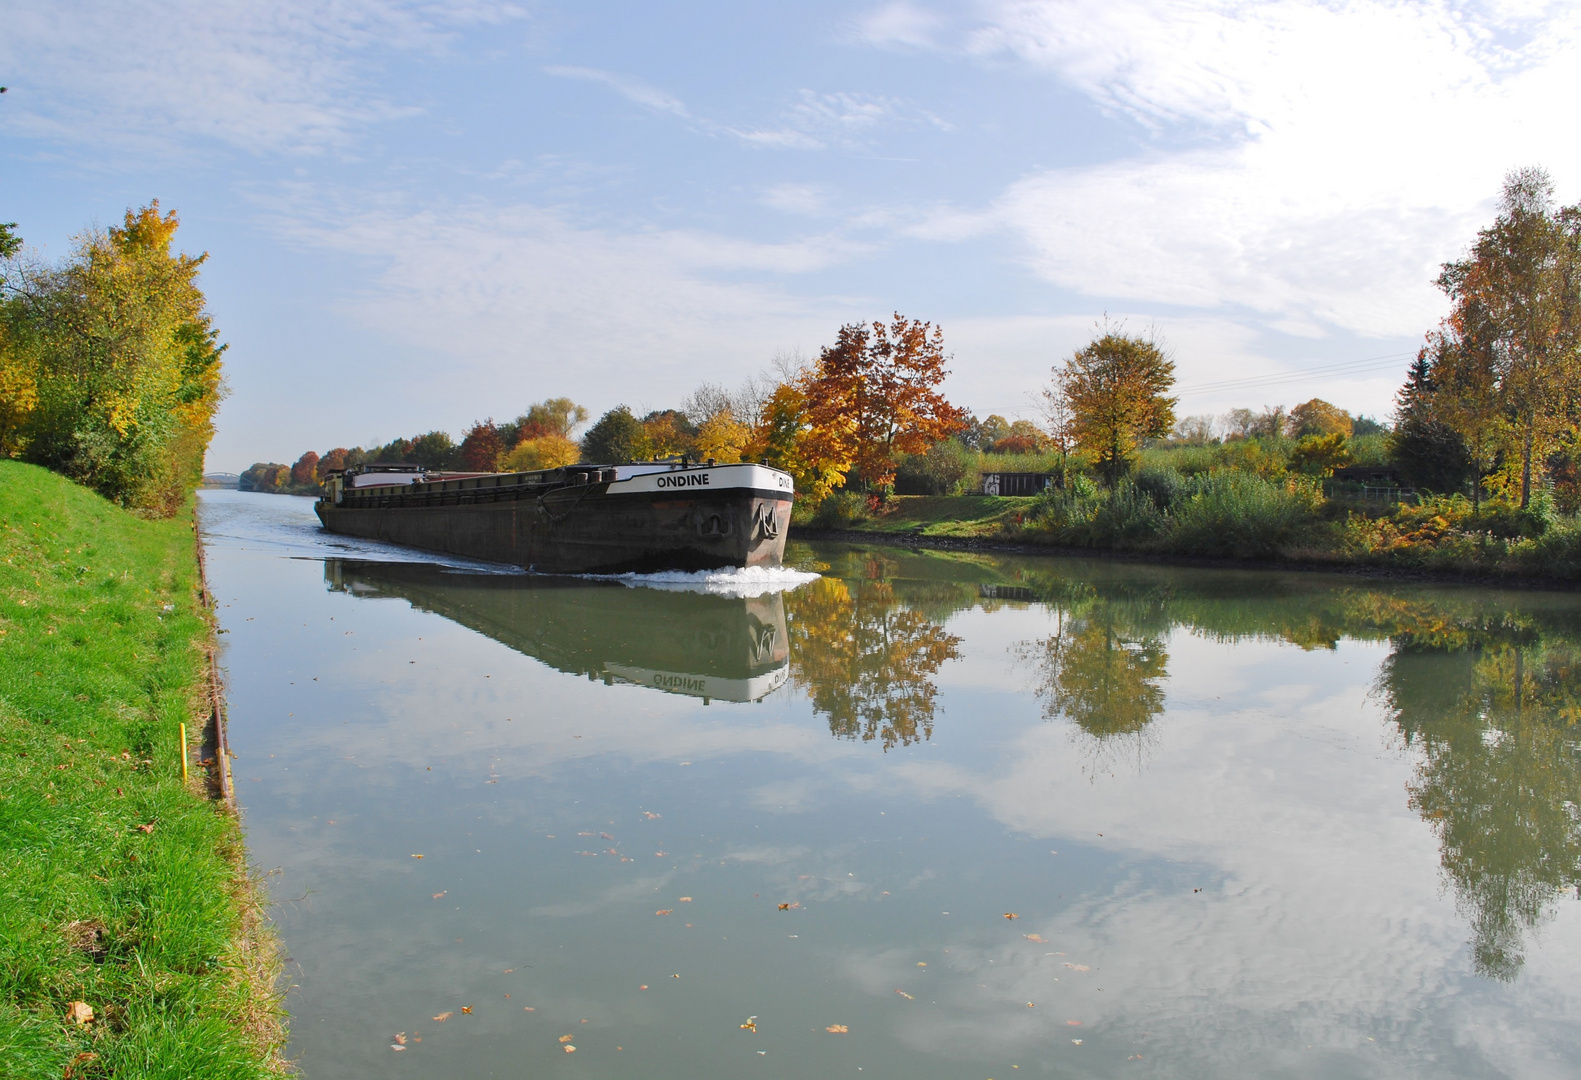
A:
0;462;283;1079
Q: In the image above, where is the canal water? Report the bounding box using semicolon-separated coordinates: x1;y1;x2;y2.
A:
197;489;1581;1079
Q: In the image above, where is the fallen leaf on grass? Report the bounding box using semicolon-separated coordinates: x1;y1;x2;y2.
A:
433;1012;453;1022
67;1001;93;1026
63;1052;97;1079
135;823;155;834
825;1024;849;1034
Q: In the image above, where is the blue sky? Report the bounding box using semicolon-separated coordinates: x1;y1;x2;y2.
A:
4;0;1578;471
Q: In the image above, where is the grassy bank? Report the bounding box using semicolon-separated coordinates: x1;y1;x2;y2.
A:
798;474;1581;582
0;462;283;1078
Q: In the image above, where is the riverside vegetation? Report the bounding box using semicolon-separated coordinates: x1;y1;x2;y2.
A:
0;209;283;1075
0;462;284;1078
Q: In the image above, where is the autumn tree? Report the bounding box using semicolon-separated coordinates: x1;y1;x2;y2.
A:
290;450;320;487
802;313;966;491
516;398;589;441
1057;327;1177;485
460;419;504;471
2;203;227;513
1435;168;1581;507
1286;398;1353;439
750;381;849;502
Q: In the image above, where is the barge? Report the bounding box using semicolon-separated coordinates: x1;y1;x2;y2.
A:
316;460;794;574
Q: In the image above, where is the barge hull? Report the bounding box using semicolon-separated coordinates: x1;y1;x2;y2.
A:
315;479;792;574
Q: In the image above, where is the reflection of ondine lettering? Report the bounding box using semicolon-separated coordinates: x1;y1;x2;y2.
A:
654;674;707;692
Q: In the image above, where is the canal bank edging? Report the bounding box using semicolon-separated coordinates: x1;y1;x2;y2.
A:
194;525;235;804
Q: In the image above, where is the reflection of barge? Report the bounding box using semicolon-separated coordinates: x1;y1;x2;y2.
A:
317;461;793;574
325;560;789;702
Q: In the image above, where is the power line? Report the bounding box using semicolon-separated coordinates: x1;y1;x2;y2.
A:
1177;351;1414;399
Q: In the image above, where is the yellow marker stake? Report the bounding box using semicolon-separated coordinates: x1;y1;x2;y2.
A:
179;723;188;782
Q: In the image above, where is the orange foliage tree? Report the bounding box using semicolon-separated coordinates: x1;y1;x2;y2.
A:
802;313;966;490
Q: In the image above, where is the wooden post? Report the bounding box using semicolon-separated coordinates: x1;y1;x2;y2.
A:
179;723;188;782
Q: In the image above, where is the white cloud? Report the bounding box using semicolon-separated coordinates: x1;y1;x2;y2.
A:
0;0;525;156
543;65;692;118
264;191;875;406
862;0;1581;337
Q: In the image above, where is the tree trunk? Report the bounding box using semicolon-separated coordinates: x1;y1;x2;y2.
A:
1520;422;1534;509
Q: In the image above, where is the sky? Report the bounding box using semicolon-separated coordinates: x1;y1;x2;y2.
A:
3;0;1579;472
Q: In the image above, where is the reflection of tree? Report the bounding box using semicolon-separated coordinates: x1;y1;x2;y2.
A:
1017;602;1168;773
785;575;961;750
1379;638;1581;981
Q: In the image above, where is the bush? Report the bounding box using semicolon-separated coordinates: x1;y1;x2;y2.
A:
895;439;973;495
1133;464;1186;510
1167;472;1324;558
1029;476;1164;548
811;490;868;529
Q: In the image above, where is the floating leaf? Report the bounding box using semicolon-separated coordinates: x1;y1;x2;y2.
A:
432;891;447;900
1071;1038;1083;1045
390;1044;406;1052
601;833;614;840
895;990;914;1000
777;903;790;911
656;909;674;916
564;1045;576;1053
740;1016;758;1032
638;985;648;991
411;854;423;859
393;1032;407;1046
1024;934;1046;943
461;1006;473;1014
825;1024;849;1034
643;812;660;819
679;897;693;902
916;962;927;967
1026;1002;1035;1008
1063;963;1090;972
1066;1020;1082;1026
1003;913;1018;920
559;1034;574;1043
432;1012;453;1022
